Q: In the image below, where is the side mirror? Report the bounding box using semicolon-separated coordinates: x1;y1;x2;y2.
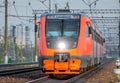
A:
89;34;92;38
35;21;41;25
35;21;41;32
86;21;91;24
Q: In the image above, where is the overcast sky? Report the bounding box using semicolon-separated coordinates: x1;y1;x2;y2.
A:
0;0;119;43
0;0;119;28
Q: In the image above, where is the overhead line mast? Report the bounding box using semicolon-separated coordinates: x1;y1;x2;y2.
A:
34;14;38;62
118;0;120;59
4;0;8;64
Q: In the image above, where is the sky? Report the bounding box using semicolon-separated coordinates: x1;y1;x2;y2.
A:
0;0;119;44
0;0;119;26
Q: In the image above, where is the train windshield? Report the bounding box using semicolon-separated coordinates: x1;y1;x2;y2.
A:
46;19;80;38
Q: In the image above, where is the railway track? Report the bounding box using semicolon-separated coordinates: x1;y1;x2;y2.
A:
0;67;40;76
0;62;38;72
26;58;114;83
62;58;114;83
0;62;45;78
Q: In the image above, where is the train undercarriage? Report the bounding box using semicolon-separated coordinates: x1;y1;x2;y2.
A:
41;55;102;79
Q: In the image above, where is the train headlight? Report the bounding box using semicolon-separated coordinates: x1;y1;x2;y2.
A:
58;42;66;49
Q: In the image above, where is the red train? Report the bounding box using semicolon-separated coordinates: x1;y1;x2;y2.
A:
37;10;105;78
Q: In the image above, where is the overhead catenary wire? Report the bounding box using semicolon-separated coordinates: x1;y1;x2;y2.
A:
0;0;4;6
82;0;99;17
37;0;49;9
0;0;13;7
28;0;34;11
82;0;98;8
12;1;32;22
0;0;35;23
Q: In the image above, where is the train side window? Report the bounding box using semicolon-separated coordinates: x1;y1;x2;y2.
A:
94;31;97;41
38;25;40;38
89;26;92;35
86;24;90;37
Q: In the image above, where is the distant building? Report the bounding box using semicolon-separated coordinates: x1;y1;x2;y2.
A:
0;35;4;44
15;39;23;48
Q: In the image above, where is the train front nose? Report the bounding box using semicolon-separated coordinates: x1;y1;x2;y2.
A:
43;52;81;74
54;52;70;62
54;53;70;71
44;37;81;74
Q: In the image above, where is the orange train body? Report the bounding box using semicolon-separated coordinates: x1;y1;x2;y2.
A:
37;11;105;75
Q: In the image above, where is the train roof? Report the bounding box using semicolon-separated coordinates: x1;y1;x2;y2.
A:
40;9;105;39
40;9;87;17
40;13;84;17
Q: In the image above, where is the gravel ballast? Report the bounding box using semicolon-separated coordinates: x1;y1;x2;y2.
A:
86;60;117;83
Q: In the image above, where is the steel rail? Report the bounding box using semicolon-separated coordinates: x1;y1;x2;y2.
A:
62;58;114;83
0;62;39;72
25;76;49;83
0;67;41;76
26;58;114;83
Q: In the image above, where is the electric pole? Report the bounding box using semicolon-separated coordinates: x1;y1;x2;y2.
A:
49;0;51;12
55;3;57;13
34;14;38;62
4;0;8;64
118;0;120;59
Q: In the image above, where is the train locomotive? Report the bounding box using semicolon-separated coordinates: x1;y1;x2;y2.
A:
37;10;105;78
